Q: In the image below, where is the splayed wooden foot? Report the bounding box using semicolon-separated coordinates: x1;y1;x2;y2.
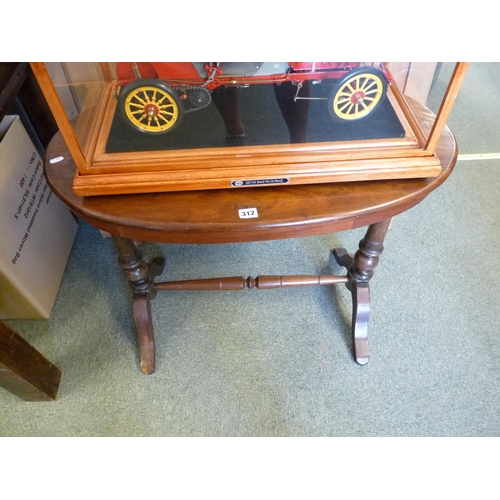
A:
333;218;391;365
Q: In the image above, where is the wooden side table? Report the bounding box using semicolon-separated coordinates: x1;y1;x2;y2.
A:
44;120;457;374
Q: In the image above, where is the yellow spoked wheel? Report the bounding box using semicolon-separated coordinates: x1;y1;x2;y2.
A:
328;67;387;122
119;79;184;134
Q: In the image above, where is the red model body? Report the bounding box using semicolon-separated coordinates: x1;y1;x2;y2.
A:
115;62;360;90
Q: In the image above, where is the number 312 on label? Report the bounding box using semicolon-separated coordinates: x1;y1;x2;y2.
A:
238;208;259;219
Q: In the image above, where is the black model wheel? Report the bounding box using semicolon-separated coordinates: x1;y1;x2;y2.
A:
118;79;184;134
327;67;387;123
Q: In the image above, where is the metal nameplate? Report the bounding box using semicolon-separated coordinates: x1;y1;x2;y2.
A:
231;178;290;187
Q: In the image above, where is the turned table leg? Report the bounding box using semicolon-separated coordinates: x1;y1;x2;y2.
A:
333;218;392;365
112;236;164;374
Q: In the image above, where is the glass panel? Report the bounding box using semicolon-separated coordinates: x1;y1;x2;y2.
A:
385;62;457;141
43;62;108;154
427;62;458;114
106;62;408;153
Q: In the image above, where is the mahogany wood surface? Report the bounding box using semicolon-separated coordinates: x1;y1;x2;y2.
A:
44;117;456;245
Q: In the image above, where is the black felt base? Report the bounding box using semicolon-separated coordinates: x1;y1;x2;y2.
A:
106;83;405;153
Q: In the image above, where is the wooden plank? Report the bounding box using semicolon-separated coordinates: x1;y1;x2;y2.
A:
0;320;61;401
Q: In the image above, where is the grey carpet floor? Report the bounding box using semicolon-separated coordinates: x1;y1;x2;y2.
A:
1;63;499;436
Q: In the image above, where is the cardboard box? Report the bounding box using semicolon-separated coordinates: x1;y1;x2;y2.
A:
0;115;78;319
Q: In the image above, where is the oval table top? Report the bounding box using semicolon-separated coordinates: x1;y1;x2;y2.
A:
44;124;457;245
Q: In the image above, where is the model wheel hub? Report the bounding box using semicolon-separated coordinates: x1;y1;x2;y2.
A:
351;91;365;104
144;103;159;117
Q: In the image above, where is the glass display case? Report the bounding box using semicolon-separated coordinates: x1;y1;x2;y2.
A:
30;62;469;196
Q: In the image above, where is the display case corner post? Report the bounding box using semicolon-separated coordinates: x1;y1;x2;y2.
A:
28;62;91;175
425;62;470;154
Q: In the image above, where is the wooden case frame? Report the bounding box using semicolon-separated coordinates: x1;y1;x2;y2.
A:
30;62;469;196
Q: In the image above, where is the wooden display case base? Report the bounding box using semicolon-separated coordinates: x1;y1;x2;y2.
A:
70;156;442;196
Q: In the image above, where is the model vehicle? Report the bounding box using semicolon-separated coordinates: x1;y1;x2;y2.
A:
114;62;389;135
